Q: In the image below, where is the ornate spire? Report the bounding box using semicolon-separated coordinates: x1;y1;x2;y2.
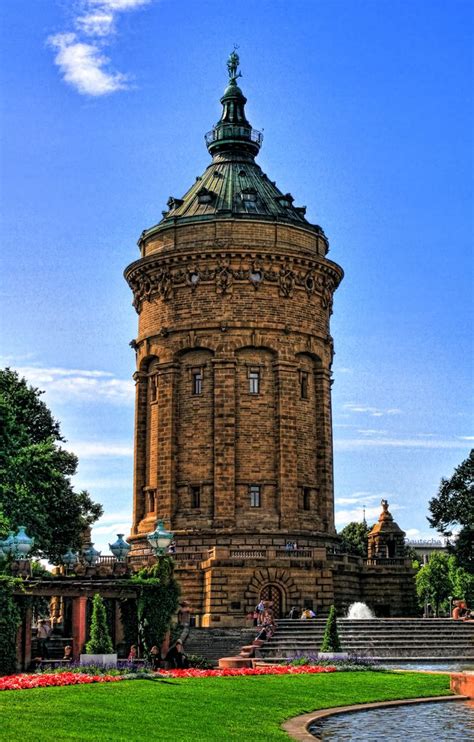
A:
205;50;263;160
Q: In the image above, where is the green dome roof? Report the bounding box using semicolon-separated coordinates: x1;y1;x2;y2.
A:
142;52;325;242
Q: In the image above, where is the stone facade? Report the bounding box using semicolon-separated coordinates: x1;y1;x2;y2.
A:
125;54;417;622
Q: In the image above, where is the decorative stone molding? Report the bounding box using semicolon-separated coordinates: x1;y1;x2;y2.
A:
126;252;340;313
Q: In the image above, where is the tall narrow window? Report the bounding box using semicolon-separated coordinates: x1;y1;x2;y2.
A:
249;369;260;395
190;485;201;509
303;487;311;511
300;371;309;399
192;368;203;395
249;484;261;508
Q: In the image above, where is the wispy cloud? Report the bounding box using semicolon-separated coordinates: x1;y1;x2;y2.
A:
335;493;386;506
65;441;133;458
48;1;153;96
334;437;471;450
13;364;134;405
458;435;474;441
343;403;402;417
91;510;132;547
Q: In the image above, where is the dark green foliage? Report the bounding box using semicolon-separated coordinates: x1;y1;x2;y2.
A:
0;368;102;562
320;605;342;652
127;558;180;655
119;598;138;653
416;551;474;614
85;594;114;654
186;654;214;669
338;521;371;558
428;449;474;571
415;551;452;616
0;576;21;675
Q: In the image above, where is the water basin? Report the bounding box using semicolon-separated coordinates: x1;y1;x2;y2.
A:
310;699;474;740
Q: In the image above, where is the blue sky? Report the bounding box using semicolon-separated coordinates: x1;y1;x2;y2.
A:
1;0;472;556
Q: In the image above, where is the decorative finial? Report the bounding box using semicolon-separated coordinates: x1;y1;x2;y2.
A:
227;46;242;84
381;499;389;512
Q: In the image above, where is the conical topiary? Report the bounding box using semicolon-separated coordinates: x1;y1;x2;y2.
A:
85;593;114;654
320;605;342;652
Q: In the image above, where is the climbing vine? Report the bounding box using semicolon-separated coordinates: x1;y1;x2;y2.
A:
120;558;179;656
0;576;22;676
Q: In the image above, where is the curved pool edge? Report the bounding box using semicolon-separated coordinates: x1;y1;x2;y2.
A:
282;694;468;741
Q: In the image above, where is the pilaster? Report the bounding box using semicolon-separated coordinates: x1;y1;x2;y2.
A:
274;360;298;527
212;358;237;527
314;366;335;532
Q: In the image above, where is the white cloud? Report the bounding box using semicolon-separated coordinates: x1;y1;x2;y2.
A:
335;494;384;506
334;437;471;450
48;1;153;96
356;429;388;437
48;33;128;96
343;403;402;417
65;441;133;458
76;12;116;37
89;0;151;10
15;364;134;405
458;435;474;441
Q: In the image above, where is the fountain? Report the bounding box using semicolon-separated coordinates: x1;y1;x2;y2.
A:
347;602;375;619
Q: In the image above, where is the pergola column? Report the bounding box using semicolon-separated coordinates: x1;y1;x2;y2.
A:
71;596;88;660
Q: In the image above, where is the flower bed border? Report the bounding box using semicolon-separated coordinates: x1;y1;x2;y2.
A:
0;664;336;690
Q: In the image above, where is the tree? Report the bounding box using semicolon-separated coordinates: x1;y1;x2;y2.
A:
428;450;473;571
320;605;342;652
85;594;114;654
338;521;371;558
0;368;102;562
415;551;452;616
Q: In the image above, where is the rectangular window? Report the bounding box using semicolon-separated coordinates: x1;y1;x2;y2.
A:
190;485;201;509
303;487;311;511
300;372;309;399
249;484;261;508
249;369;260;395
192;369;203;395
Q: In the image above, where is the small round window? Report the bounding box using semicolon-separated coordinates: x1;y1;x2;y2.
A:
250;270;262;284
189;272;200;285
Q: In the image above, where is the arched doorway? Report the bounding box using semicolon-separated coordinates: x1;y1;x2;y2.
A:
260;584;284;618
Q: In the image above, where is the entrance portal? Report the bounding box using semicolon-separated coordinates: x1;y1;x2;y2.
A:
260;584;283;618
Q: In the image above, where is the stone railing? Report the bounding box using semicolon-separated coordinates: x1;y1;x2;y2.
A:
366;558;408;566
230;549;266;559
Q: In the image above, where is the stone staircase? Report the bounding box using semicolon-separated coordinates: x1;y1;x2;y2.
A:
184;627;257;663
259;619;474;661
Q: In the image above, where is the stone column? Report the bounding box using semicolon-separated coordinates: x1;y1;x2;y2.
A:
72;596;88;660
314;366;335;533
156;363;179;525
274;361;298;528
132;371;148;534
212;358;237;527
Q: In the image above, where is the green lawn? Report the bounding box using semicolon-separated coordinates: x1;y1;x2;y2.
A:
0;672;451;741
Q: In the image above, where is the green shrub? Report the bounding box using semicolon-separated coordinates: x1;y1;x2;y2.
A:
85;593;114;654
320;605;342;652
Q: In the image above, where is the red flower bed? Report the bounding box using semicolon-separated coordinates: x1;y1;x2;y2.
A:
0;673;123;691
165;664;337;678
